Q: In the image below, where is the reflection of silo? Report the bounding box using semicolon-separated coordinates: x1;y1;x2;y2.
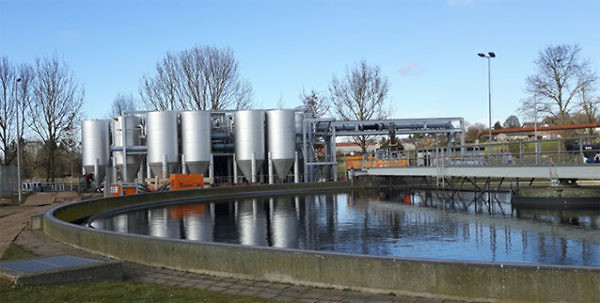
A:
147;111;179;178
181;111;211;174
234;110;265;181
237;199;267;246
271;197;298;248
183;205;214;242
148;208;180;239
112;116;141;182
267;109;296;179
82;119;110;185
112;214;128;233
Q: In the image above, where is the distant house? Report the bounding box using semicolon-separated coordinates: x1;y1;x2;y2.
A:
521;123;554;139
336;142;377;155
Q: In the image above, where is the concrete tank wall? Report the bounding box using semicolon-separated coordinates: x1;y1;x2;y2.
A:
43;182;600;303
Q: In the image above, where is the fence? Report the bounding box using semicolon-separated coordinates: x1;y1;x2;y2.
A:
360;136;600;169
0;166;18;198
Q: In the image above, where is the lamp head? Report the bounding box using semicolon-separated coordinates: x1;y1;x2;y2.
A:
477;53;486;58
488;52;496;58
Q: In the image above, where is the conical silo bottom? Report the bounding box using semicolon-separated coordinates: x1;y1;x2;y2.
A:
273;158;294;180
150;163;178;179
237;159;264;182
116;164;140;182
185;161;209;175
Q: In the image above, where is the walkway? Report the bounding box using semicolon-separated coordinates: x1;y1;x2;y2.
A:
0;192;95;258
364;164;600;179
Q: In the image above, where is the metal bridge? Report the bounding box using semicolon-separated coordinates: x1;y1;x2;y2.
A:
355;136;600;181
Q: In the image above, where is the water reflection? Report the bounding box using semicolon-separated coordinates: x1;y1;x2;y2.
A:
89;190;600;267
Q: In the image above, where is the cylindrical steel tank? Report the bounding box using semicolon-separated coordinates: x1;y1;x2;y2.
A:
146;111;179;178
295;111;304;136
267;109;296;178
181;111;211;174
234;110;265;181
82;119;110;184
112;116;142;182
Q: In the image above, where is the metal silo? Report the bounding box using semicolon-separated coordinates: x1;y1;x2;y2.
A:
112;116;141;182
295;111;304;136
234;110;265;181
267;109;296;178
146;111;179;178
82;119;110;185
181;111;211;174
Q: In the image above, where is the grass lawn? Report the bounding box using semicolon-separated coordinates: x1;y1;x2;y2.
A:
1;243;39;261
0;280;278;303
0;243;277;303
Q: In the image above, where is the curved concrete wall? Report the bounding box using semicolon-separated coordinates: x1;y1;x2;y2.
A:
43;183;600;302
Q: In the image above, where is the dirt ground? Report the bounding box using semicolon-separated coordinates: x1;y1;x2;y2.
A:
0;191;97;258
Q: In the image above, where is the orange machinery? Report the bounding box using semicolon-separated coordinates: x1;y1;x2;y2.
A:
169;173;204;191
110;184;137;196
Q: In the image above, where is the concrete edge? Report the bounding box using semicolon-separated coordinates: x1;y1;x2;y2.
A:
41;182;600;302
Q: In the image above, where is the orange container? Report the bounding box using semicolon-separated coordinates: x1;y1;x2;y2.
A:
169;174;204;191
110;185;137;196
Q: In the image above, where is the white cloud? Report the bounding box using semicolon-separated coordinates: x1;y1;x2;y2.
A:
398;62;425;76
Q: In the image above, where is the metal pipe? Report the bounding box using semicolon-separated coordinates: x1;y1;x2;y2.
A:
209;154;214;185
233;154;238;184
294;151;299;184
268;152;273;184
251;152;256;183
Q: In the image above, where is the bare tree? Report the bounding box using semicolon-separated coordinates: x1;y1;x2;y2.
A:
329;60;390;153
503;115;521;129
576;67;599;133
28;56;84;182
140;52;181;111
140;46;253;111
299;89;329;117
109;92;138;117
464;122;486;143
524;44;596;125
0;57;16;165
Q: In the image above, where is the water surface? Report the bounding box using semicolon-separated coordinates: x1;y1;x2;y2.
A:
89;190;600;266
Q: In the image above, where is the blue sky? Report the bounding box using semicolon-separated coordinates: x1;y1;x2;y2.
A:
1;0;599;126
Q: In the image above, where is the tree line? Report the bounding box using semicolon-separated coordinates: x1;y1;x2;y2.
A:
1;44;598;181
0;56;83;182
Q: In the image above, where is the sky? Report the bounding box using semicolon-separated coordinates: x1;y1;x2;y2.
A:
1;0;599;126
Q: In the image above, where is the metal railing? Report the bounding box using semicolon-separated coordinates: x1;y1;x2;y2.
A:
361;136;600;169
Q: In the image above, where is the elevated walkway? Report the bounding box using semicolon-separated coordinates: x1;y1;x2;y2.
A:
364;165;600;179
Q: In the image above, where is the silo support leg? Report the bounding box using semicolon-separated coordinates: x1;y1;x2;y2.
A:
268;152;274;185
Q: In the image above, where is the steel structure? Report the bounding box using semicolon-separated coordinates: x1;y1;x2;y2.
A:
82;109;466;189
301;117;465;182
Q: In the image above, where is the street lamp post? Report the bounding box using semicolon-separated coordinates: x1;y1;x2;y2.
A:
478;52;496;159
533;94;538;164
15;77;22;204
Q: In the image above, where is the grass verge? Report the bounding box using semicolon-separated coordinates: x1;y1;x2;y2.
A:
0;280;278;303
0;244;277;302
1;243;39;261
